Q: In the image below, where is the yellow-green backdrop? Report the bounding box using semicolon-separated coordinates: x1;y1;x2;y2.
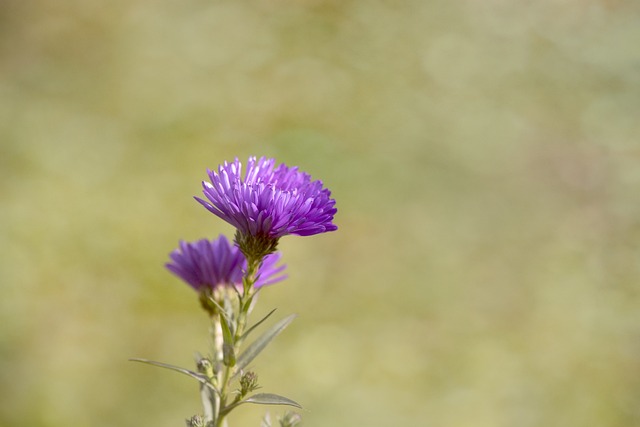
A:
2;1;639;426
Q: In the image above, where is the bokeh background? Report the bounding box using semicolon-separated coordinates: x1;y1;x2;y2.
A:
2;0;640;426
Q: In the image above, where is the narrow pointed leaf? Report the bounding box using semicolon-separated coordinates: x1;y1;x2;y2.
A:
219;311;234;343
241;308;277;342
223;291;238;328
220;393;302;417
220;314;237;367
244;393;302;408
207;297;234;326
223;343;236;367
235;314;296;375
129;358;219;394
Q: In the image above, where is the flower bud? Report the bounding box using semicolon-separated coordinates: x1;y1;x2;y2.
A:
185;415;206;427
240;371;260;395
196;357;214;379
279;412;302;427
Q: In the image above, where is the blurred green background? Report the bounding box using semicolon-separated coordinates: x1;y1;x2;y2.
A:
2;0;640;426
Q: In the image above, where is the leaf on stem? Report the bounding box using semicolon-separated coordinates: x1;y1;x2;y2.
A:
244;393;302;408
207;296;234;327
129;358;219;394
220;393;302;417
234;314;297;375
240;308;277;342
219;313;237;367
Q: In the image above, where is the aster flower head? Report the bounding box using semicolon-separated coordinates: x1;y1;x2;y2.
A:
195;156;337;260
165;235;287;293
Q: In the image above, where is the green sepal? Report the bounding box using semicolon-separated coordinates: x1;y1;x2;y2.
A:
234;314;297;376
234;230;279;265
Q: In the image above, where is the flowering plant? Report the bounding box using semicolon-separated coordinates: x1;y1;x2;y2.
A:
132;156;337;427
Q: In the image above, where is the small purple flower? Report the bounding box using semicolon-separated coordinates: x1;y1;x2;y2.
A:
195;157;337;240
165;235;287;291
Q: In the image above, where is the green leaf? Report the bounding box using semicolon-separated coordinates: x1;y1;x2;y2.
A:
234;314;296;375
129;358;219;394
241;308;277;342
207;297;234;327
219;314;236;367
244;393;302;409
220;392;302;417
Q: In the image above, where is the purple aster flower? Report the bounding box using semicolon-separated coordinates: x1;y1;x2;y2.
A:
195;157;338;241
165;235;287;292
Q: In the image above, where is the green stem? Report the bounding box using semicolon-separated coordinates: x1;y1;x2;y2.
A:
214;257;261;427
210;317;224;425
